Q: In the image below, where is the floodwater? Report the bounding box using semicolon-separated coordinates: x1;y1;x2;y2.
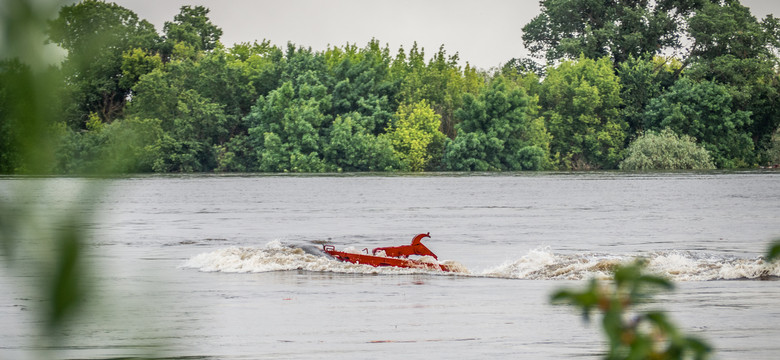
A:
2;172;780;359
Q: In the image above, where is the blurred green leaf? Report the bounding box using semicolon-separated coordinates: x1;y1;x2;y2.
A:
768;241;780;262
47;219;87;331
551;260;711;360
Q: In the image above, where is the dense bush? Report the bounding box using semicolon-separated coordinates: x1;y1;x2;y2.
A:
619;129;715;170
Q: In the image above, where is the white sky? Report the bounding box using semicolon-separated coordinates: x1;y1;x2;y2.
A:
112;0;779;71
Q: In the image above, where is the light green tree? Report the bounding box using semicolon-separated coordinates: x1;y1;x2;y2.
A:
120;48;163;91
385;100;447;171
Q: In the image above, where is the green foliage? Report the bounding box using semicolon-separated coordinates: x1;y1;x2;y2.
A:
229;40;284;97
162;5;223;55
444;76;550;171
522;0;698;65
47;0;161;125
643;78;755;168
215;134;253;172
326;40;397;135
125;68;178;130
324;114;401;171
768;241;780;262
619;129;716;170
246;79;332;172
686;1;775;62
0;58;63;174
685;1;780;164
120;48;162;90
1;1;104;352
5;0;777;174
386;100;447;171
54;117;163;174
765;127;780;166
392;43;483;138
541;56;626;169
617;56;677;137
552;261;711;360
0;60;29;173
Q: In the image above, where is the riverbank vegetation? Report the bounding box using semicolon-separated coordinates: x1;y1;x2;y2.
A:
1;0;779;174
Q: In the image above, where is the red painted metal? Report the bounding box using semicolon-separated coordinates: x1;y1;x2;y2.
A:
323;232;451;272
372;232;437;259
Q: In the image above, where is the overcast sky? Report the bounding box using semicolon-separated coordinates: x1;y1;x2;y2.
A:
112;0;779;70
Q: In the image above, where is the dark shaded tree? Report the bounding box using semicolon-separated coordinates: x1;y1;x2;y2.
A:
522;0;703;65
643;78;754;168
162;6;223;56
684;0;780;164
47;0;160;126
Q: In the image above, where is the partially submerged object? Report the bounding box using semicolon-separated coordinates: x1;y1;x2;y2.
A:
323;232;452;272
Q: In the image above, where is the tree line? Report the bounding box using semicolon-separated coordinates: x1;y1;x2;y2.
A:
1;0;779;174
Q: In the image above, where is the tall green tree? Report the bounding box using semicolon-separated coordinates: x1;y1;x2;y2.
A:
540;56;626;169
444;76;550;171
245;78;332;172
325;40;397;135
392;43;483;138
643;77;755;168
617;55;680;137
684;0;780;164
229;41;284;98
162;5;222;57
385;100;447;171
522;0;701;65
47;0;160;126
685;0;776;63
0;59;64;173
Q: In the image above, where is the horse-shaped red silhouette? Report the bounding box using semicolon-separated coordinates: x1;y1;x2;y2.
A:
372;232;438;259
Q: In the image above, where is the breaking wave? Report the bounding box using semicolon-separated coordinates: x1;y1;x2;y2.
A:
180;240;468;275
483;247;780;281
181;242;780;281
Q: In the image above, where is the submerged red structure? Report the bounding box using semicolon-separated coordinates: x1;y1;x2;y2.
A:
323;232;452;272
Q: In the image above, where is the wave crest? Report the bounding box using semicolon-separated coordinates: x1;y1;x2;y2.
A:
181;243;779;281
483;248;780;281
180;241;466;275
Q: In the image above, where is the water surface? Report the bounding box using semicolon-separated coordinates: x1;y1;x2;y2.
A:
2;172;779;359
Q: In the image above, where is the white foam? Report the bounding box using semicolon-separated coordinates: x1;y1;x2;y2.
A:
480;248;780;281
180;241;467;275
181;243;780;281
481;247;622;280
